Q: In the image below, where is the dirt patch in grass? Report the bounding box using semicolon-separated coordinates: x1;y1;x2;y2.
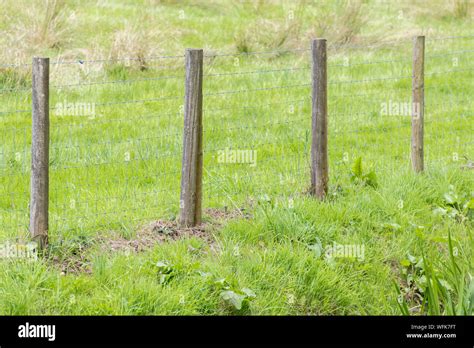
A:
50;253;92;275
48;240;94;275
206;207;249;221
47;207;247;274
103;207;248;253
105;220;209;253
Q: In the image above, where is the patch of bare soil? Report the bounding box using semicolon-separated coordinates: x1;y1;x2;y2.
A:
48;207;248;274
101;207;248;253
50;253;92;275
48;242;93;275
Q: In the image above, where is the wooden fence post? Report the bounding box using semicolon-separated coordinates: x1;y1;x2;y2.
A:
311;39;328;199
179;49;203;227
30;57;50;250
411;35;425;173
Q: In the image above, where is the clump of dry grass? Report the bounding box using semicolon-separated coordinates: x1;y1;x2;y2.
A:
232;1;305;54
234;13;303;55
335;1;366;44
452;0;470;18
310;0;366;46
105;21;175;72
0;0;74;69
36;0;70;49
109;28;150;71
7;0;73;50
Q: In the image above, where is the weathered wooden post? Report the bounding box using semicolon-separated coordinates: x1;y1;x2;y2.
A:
179;49;203;227
311;39;328;199
30;57;50;249
411;35;425;173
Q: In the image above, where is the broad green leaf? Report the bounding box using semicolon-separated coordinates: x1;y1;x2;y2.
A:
220;290;245;310
432;207;447;216
308;243;322;258
466;198;474;209
407;253;417;264
242;288;256;298
400;259;411;267
443;192;457;205
352;157;363;177
364;170;378;188
214;278;230;290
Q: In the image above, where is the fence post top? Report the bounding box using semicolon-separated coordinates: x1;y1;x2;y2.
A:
32;57;50;63
185;48;203;53
312;39;327;51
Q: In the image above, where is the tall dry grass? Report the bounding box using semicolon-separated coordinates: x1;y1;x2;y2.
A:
453;0;470;18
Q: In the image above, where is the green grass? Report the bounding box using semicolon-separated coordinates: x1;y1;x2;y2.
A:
0;0;473;315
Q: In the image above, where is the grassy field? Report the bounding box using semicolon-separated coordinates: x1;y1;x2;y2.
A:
0;0;473;315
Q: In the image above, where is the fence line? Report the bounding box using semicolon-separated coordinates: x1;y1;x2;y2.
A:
2;33;474;68
0;35;472;249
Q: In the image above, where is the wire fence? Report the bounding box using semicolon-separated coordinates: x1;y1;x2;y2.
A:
0;35;473;242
